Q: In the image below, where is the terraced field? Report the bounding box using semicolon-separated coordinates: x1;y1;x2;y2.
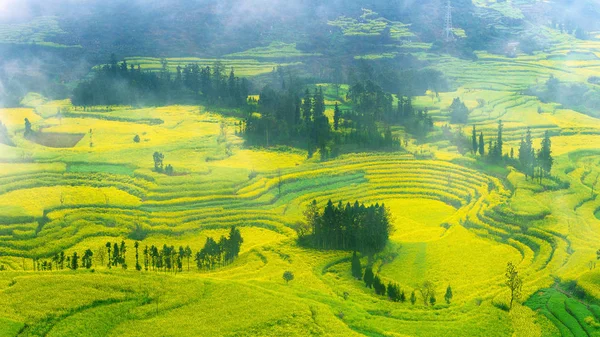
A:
1;71;600;336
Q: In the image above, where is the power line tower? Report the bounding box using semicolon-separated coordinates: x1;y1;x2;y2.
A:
444;0;454;42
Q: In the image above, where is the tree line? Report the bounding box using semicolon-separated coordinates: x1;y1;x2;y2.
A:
470;122;553;182
299;199;392;255
351;252;453;305
72;54;250;108
30;227;243;273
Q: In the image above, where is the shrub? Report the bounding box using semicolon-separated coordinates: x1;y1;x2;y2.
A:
133;134;140;143
493;300;510;311
283;270;294;283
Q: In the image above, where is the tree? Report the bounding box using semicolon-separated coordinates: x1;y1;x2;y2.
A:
519;128;534;179
410;290;417;305
351;251;362;279
82;249;94;269
505;262;522;310
495;119;504;161
153;152;164;172
538;130;553;181
333;102;341;131
165;164;174;176
449;98;469;124
418;281;435;306
445;285;453;304
478;132;485;156
283;270;294;284
133;135;140;143
24;118;32;138
429;293;437;306
304;200;320;247
472;125;478;154
134;241;141;271
106;242;112;268
70;252;79;270
301;89;312;123
184;245;192;271
373;275;386;295
363;266;374;288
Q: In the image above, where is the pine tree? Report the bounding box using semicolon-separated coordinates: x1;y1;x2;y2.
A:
301;89;312;123
496;119;504;161
478;132;485;156
70;252;79;270
333;102;341;131
538;130;553;181
445;285;453;304
106;242;112;268
364;266;374;288
472;125;478;154
134;241;141;271
351;251;362;279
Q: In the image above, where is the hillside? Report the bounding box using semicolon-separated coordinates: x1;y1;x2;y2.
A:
2;0;600;336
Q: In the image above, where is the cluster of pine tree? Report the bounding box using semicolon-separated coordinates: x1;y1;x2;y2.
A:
143;244;192;273
72;55;250;108
352;252;453;305
30;227;243;274
304;200;392;254
518;128;553;182
34;249;94;271
106;241;128;269
195;226;243;270
352;253;405;301
471;122;553;181
396;96;434;140
243;79;402;157
449;98;469;124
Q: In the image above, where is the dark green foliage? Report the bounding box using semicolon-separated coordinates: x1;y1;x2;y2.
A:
245;80;400;155
24;118;32;138
70;252;79;270
351;251;362;279
445;285;453;304
373;275;386;295
304;199;392;254
449;98;469;124
487;120;504;163
478;132;485;156
133;134;140;143
153;152;164;172
134;241;141;271
538;131;553;180
333;102;341;131
364;266;374;288
387;282;402;302
410;291;417;305
471;126;477;154
396;96;433;140
518;128;552;182
81;249;93;269
429;293;436;306
72;58;249;108
194;226;243;270
165;164;174;176
283;271;294;283
528;75;600;119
